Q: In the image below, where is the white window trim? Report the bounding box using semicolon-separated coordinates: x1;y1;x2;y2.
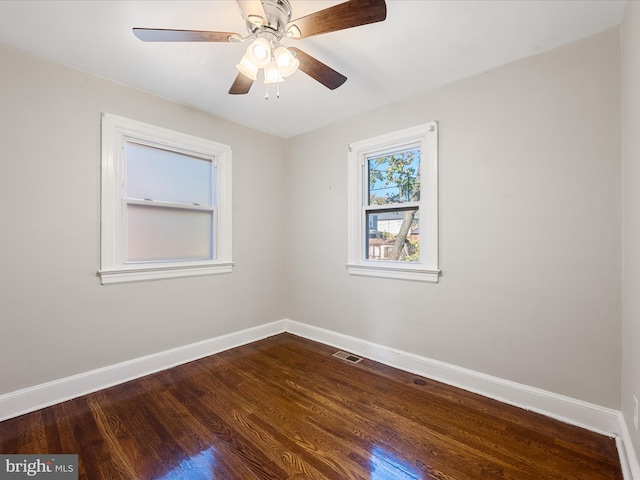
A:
99;113;233;285
346;122;440;283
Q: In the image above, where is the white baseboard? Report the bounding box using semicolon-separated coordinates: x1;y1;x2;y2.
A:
617;413;640;480
0;320;287;422
283;321;620;433
1;318;636;478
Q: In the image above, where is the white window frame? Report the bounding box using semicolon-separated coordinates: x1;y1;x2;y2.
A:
99;113;233;285
347;122;439;282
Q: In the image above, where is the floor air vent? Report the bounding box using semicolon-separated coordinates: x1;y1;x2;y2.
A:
332;351;363;364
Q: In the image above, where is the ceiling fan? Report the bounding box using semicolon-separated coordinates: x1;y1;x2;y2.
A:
133;0;387;97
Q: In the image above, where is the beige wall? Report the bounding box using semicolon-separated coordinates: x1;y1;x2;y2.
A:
0;45;287;395
286;28;622;408
622;0;640;464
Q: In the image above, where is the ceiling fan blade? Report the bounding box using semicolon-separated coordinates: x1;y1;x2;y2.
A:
286;0;386;39
229;72;254;95
289;48;347;90
236;0;266;25
133;28;239;42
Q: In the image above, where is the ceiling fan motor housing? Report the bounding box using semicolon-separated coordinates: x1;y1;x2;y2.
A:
247;0;292;37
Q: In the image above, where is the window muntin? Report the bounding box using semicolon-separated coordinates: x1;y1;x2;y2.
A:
347;122;439;282
100;113;233;284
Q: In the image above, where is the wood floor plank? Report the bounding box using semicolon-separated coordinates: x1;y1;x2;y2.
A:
0;333;623;479
234;341;525;477
237;341;536;479
170;356;340;480
169;379;322;479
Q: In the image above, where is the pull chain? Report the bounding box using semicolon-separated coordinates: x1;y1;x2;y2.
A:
264;82;282;99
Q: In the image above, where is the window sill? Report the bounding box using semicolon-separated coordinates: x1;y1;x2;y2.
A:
99;262;234;285
346;263;440;283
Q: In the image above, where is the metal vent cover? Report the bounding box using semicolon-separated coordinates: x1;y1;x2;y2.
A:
332;351;363;364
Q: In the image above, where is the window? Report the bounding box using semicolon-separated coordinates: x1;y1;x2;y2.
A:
99;113;232;284
347;122;439;282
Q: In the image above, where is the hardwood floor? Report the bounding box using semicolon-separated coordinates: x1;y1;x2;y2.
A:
0;333;622;479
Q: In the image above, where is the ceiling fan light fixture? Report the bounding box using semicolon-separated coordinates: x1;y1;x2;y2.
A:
274;46;292;65
246;37;271;68
280;57;299;78
264;61;284;84
134;0;389;97
274;46;299;77
236;54;259;80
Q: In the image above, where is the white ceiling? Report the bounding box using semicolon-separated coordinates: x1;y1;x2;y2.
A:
0;0;626;138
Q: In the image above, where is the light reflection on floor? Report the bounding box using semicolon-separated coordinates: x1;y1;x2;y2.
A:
148;443;426;479
370;446;423;480
155;446;217;480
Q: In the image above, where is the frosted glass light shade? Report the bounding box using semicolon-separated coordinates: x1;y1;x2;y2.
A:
274;46;293;66
236;54;259;80
274;47;299;77
247;38;271;68
280;57;299;78
264;61;284;84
